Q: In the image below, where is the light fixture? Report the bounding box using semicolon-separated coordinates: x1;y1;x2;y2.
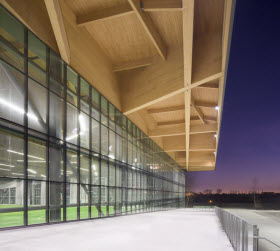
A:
0;163;15;168
92;165;96;170
17;160;46;163
80;168;89;172
7;150;44;160
28;169;37;174
215;106;219;111
12;173;23;176
41;174;46;178
0;168;10;171
66;133;79;141
108;154;115;159
0;98;38;121
214;134;217;138
94;171;98;176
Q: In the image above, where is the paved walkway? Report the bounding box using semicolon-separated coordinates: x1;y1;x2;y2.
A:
227;209;280;251
0;209;233;251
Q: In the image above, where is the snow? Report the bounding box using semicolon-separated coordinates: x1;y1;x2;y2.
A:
0;209;233;251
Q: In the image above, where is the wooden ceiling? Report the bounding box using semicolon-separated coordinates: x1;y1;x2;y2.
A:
1;0;235;171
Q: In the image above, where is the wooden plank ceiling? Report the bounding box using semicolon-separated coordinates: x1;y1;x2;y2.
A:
2;0;234;171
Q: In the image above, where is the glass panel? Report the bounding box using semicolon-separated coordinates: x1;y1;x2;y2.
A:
28;137;47;180
80;184;89;219
101;159;108;186
109;187;115;216
109;162;115;187
100;186;107;217
91;186;99;218
66;103;78;145
109;130;115;159
116;188;122;215
49;138;64;182
116;165;122;188
66;183;77;221
49;92;64;140
0;6;24;71
0;61;24;125
79;112;89;149
91;156;99;186
0;178;24;228
91;88;100;121
100;96;108;126
28;78;47;133
0;128;24;179
80;153;89;184
28;32;46;86
109;103;115;130
80;78;89;115
92;119;100;153
66;66;77;94
101;125;108;156
28;180;46;225
66;149;78;183
49;182;64;223
49;50;64;97
122;138;127;163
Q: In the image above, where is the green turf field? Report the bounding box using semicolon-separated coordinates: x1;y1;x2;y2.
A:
0;205;116;228
0;204;146;228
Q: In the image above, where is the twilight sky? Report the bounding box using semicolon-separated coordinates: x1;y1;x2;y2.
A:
191;0;280;193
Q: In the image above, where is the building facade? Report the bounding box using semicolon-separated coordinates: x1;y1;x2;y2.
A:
0;5;186;229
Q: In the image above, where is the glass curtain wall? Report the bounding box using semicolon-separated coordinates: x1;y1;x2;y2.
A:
0;5;186;229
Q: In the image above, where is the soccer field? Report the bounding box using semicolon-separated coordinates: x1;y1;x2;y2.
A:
0;205;117;228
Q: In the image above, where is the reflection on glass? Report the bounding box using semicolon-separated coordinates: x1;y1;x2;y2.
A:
28;78;47;133
0;7;24;71
28;32;46;86
0;61;25;125
79;112;89;149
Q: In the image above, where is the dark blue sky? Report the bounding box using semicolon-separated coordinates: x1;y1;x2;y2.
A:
192;0;280;193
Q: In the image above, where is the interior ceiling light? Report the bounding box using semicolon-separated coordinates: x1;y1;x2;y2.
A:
0;98;38;121
0;163;15;167
7;150;44;160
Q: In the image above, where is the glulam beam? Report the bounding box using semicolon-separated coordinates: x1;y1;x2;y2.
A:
128;0;167;60
142;0;182;12
182;0;194;170
113;57;153;72
149;125;185;137
77;4;133;26
44;0;70;64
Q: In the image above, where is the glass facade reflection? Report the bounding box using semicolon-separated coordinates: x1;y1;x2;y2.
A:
0;5;185;229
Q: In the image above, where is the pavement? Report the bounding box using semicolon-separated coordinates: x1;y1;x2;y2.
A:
0;209;233;251
227;209;280;251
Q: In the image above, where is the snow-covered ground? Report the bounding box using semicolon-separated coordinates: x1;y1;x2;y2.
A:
0;209;233;251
